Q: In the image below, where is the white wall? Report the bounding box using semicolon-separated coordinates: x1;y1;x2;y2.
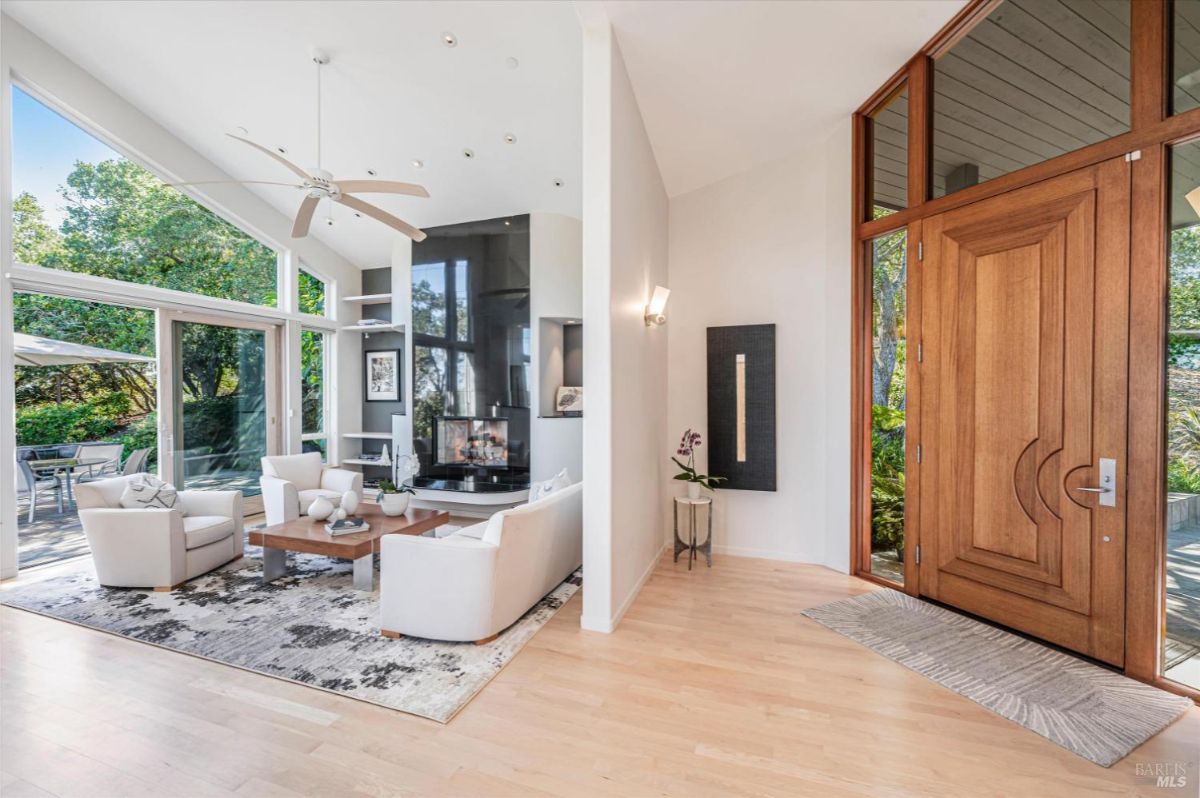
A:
665;118;853;572
0;17;364;579
530;213;584;483
580;14;670;632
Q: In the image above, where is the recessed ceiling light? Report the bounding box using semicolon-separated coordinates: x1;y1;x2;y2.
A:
505;57;519;69
276;146;288;154
325;218;334;226
463;148;475;159
503;133;516;144
411;159;424;169
552;178;564;188
442;32;457;47
366;169;377;176
503;219;512;226
353;212;363;218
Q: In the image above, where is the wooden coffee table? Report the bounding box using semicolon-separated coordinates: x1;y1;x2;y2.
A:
248;505;450;591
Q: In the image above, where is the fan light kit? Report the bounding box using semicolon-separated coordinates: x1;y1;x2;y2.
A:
171;49;429;242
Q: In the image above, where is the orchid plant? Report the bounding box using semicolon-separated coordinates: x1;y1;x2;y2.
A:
671;429;725;490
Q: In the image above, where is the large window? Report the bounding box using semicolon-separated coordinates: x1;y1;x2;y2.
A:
869;229;907;585
301;329;329;459
11;85;279;306
1164;141;1200;690
932;0;1131;198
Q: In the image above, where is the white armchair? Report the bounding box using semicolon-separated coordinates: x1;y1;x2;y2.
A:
259;452;363;526
380;482;582;643
75;475;244;591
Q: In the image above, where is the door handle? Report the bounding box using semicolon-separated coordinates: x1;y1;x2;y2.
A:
1074;458;1117;507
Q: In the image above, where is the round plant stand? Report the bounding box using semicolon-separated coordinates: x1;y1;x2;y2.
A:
673;496;713;570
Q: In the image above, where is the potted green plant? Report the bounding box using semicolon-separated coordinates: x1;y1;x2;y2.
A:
672;429;725;499
376;478;416;516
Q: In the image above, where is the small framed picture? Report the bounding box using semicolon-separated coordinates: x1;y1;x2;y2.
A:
365;349;401;402
556;386;583;416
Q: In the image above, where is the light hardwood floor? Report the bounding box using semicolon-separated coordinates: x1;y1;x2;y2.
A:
2;553;1197;797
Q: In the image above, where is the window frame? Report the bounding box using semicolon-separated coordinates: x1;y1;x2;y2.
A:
851;0;1198;702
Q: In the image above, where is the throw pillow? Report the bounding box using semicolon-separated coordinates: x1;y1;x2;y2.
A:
528;468;571;503
119;474;182;513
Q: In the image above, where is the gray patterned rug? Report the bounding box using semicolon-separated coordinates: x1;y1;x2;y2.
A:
802;590;1193;767
1;550;580;723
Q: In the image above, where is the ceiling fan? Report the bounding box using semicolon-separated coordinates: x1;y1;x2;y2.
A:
173;49;429;242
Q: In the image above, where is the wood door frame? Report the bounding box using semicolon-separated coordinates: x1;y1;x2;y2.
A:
850;0;1200;699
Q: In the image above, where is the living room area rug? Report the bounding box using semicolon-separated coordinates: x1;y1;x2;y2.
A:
802;589;1194;767
0;550;581;723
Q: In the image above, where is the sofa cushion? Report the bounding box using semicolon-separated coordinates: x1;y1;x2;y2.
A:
182;515;234;549
119;474;182;513
262;452;322;491
528;467;571;503
297;488;344;514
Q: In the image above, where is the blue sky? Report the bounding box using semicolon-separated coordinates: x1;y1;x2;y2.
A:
12;86;123;229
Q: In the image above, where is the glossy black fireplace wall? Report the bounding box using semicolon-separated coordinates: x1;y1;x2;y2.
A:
411;215;531;485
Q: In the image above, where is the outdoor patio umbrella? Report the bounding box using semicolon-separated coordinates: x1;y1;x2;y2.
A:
13;333;154;367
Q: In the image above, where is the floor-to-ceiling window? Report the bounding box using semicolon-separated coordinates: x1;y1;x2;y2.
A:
869;227;907;584
300;328;329;460
1165;139;1200;690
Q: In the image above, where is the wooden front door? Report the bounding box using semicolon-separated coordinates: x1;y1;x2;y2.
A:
919;158;1129;666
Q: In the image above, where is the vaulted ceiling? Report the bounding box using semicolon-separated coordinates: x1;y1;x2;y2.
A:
2;0;583;268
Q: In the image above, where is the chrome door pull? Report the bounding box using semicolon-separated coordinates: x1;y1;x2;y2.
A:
1075;458;1117;507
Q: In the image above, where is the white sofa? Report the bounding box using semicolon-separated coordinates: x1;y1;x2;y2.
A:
259;452;363;526
380;481;582;643
76;475;244;590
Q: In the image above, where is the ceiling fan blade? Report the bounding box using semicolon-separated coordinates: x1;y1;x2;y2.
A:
292;195;320;238
226;134;312;182
168;180;303;188
336;193;427;242
333;180;429;198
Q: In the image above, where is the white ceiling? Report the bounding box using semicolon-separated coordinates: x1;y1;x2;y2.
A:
2;0;584;268
602;0;968;197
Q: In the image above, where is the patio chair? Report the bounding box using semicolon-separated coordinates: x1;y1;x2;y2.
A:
16;454;64;524
122;448;152;475
76;442;125;481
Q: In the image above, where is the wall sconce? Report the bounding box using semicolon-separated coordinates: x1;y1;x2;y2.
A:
645;285;670;326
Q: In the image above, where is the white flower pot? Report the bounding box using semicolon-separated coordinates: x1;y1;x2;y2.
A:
687;482;701;500
378;492;411;517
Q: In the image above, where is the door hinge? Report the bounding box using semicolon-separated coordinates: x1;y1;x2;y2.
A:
916;444;922;464
1125;150;1142;162
915;544;921;564
917;241;924;261
917;341;923;363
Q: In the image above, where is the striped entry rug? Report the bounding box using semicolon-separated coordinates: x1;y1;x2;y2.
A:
802;590;1193;767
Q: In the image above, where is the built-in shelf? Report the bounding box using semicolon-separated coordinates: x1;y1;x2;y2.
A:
341;458;392;467
342;432;391;440
340;322;405;333
342;293;391;304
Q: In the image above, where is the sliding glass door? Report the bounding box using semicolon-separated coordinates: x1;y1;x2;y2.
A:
165;314;280;513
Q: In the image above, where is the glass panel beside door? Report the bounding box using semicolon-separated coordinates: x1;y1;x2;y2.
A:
168;316;278;511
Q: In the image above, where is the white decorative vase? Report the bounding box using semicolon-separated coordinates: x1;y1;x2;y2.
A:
379;492;411;517
335;507;347;521
379;444;392;466
341;490;360;515
308;496;335;521
687;482;701;500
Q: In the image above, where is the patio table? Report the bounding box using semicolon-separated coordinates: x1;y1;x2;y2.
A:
28;457;109;508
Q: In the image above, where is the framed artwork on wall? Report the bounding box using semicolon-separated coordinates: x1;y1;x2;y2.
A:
555;386;583;416
365;349;402;402
706;324;776;491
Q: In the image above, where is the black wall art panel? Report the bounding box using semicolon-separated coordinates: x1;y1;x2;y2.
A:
706;324;776;491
